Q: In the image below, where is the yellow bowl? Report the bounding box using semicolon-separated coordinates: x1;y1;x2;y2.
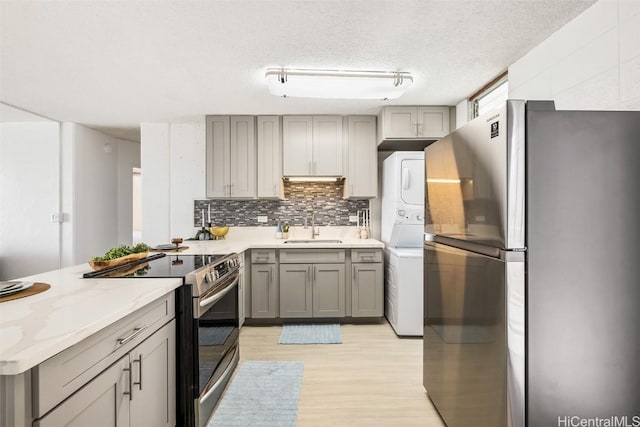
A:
210;226;229;239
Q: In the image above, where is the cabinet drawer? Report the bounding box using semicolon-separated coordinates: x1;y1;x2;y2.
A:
351;249;382;263
32;292;175;417
279;249;345;264
251;249;276;263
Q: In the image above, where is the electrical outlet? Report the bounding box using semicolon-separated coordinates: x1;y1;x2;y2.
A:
349;215;358;223
257;215;268;223
50;212;63;223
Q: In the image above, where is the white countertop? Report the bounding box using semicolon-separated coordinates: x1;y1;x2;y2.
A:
0;264;182;376
174;226;384;255
0;227;383;376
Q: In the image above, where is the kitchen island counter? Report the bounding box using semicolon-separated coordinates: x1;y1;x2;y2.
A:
0;264;182;375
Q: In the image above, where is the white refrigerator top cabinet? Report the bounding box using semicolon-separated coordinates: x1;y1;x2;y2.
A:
377;106;450;150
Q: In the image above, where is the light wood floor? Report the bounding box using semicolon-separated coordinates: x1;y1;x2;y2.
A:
238;321;446;427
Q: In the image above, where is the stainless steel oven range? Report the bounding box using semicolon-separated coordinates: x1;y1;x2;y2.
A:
83;252;241;427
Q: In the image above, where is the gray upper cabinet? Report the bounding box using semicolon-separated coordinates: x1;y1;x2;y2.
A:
344;116;377;199
256;116;282;198
312;116;342;175
377;106;450;143
206;115;256;198
282;116;313;176
283;115;342;176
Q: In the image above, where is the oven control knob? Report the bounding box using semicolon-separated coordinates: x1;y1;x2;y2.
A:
398;209;406;217
214;270;220;280
205;272;213;283
417;214;423;221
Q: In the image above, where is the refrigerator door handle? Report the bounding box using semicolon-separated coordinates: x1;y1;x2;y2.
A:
402;167;410;190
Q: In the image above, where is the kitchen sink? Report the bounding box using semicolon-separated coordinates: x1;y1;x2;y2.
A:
283;239;343;244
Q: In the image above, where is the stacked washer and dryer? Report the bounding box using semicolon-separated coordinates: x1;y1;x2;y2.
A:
381;151;424;337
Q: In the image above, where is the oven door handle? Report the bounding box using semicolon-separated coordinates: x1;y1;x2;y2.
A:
199;272;239;308
200;344;239;405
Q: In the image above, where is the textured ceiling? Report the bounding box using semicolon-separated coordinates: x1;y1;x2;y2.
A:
0;0;596;141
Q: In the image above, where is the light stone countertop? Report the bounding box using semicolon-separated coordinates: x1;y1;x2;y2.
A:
0;227;383;376
0;264;182;376
174;226;384;255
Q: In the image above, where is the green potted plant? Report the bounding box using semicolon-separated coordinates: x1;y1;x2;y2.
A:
281;222;290;239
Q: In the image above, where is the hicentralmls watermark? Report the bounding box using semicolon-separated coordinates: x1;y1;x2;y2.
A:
557;416;640;427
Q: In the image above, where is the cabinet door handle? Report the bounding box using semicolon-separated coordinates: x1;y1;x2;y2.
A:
123;363;133;400
133;354;143;390
417;122;423;136
353;266;356;280
269;268;273;283
117;326;147;346
307;266;311;281
313;266;316;281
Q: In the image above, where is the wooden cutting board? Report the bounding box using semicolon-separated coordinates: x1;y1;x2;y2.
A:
0;282;50;303
88;252;148;270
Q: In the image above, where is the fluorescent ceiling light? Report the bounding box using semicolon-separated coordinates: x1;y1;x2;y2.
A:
265;68;413;100
286;177;340;182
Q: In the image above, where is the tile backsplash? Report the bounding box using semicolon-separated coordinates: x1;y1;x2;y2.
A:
194;181;369;227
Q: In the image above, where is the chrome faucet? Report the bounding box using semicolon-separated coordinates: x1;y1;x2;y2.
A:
306;198;320;239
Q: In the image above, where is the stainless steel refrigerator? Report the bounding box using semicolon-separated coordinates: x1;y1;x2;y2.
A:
422;100;640;427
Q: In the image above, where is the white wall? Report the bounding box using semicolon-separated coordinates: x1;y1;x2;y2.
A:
169;120;206;240
455;99;469;129
0;105;141;279
71;124;140;263
117;138;141;245
141;119;205;246
140;123;171;245
0;121;61;280
73;125;118;263
509;0;640;110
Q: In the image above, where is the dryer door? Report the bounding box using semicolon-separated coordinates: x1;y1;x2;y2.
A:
400;158;424;206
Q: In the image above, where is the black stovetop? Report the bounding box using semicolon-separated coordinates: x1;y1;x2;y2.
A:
83;254;227;279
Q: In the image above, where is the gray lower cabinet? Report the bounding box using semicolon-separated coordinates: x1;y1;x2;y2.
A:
251;264;277;318
34;356;130;427
279;264;313;318
313;264;346;317
280;263;345;318
129;320;175;427
35;320;175;427
352;263;383;317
